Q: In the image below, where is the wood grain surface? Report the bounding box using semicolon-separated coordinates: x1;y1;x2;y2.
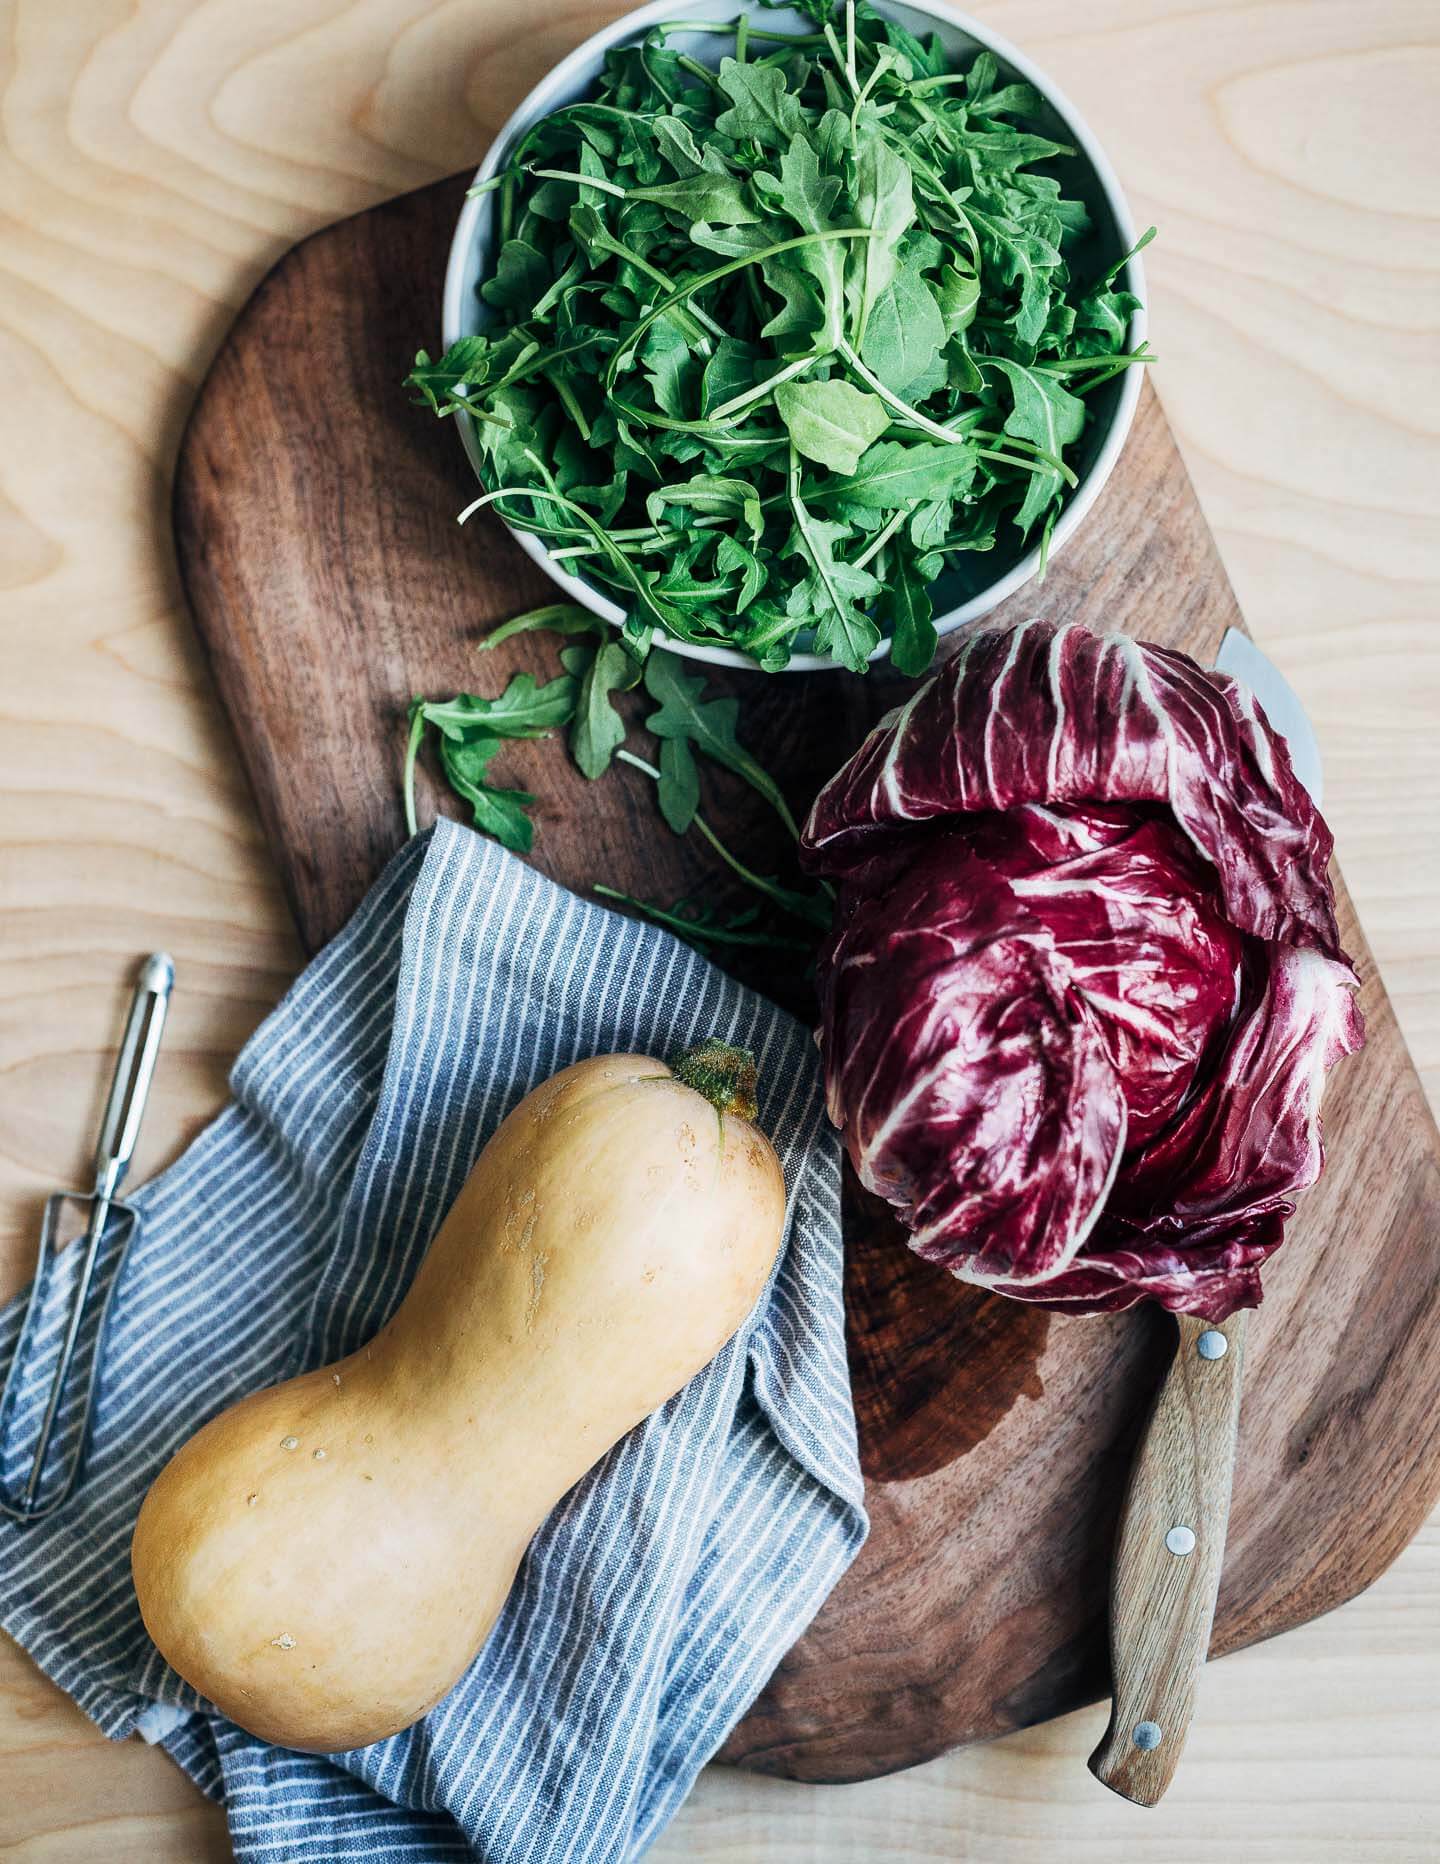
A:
170;166;1440;1788
2;0;1437;1858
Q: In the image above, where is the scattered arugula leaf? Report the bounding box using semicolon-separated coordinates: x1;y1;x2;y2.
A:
563;638;642;778
657;736;700;833
478;602;604;650
408;0;1152;673
419;671;577;739
642;652;801;837
403;608;822;955
437;734;538;853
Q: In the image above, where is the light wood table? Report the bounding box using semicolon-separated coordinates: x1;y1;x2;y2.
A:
2;1;1436;1857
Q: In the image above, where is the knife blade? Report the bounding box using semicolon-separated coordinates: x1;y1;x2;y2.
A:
1215;627;1323;806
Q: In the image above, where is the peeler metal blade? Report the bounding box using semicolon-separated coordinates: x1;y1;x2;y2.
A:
0;953;173;1521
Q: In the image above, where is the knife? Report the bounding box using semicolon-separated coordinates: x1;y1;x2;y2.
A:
1087;629;1321;1805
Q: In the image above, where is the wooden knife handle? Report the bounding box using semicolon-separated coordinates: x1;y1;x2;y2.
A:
1088;1308;1248;1805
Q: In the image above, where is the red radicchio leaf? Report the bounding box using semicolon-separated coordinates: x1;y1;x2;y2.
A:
801;619;1365;1320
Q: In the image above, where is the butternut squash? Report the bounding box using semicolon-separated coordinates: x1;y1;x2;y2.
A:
131;1039;785;1753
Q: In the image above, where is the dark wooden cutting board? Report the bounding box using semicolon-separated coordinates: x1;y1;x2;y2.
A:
173;172;1440;1783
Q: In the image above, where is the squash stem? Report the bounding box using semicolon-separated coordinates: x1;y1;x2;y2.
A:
670;1037;759;1122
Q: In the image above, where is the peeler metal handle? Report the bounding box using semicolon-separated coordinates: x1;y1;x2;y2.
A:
94;952;174;1203
0;954;173;1521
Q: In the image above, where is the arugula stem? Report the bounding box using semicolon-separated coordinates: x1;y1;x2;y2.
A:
607;387;789;444
547;544;622;562
551;373;592;443
500;169;516;245
850;49;892;130
1071;351;1153;394
653;21;828;46
532;166;627;200
973;446;1078;487
1091;224;1157;293
462;485;684;638
439;400;515;431
1034;349;1152;377
546;509;756;561
707;352;818;422
402;706;426;838
674;52;725;96
616;750;826;927
823;22;858;98
851;506;910;572
592;887;813;951
836;343;1079;487
838;340;971;445
787;441;860;659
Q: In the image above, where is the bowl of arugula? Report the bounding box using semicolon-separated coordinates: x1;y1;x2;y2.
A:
422;0;1151;676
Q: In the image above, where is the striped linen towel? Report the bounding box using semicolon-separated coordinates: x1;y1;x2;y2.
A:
0;819;867;1861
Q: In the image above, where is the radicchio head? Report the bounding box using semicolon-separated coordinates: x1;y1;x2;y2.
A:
801;620;1364;1319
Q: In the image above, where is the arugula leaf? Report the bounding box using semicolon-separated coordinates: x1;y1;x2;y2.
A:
825;438;978;508
652;114;705;174
563;639;641;778
641;321;693;418
785;496;882;672
438;734;537;853
775;378;890;473
879;555;937;678
715;533;766;610
935;262;980;337
987;357;1085;533
714;57;806;149
857;265;947;398
657;735;699;833
481;239;550;313
406;337;493;415
478;603;605;651
646;475;763;540
762;132;847;346
909;495;952;552
643;651;799;835
700;336;762;412
847;130;914;342
630;160;759;226
418;672;577;740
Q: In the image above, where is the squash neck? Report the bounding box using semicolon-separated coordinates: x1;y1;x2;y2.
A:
669;1037;758;1122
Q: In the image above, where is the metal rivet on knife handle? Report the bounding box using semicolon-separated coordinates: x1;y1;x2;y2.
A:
1132;1722;1163;1751
1165;1525;1197;1557
1196;1329;1228;1360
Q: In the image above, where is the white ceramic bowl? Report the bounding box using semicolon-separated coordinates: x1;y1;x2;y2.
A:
443;0;1146;672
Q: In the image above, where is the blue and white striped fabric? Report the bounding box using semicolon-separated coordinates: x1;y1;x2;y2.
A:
0;820;866;1861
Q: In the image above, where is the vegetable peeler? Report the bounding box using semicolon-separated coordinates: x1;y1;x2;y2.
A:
0;953;173;1521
